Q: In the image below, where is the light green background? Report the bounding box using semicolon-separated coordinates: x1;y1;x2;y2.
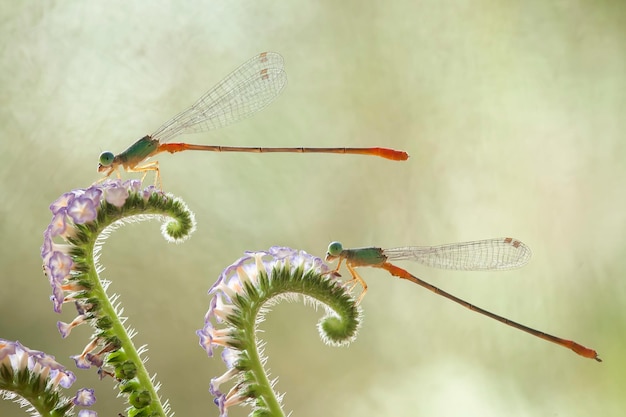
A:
1;2;624;416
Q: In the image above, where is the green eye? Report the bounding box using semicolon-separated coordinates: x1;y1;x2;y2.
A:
99;151;115;166
327;241;343;256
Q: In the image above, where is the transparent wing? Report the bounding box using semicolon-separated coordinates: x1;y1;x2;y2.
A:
382;237;531;270
151;52;286;143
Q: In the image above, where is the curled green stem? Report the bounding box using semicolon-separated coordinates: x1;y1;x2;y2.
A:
197;247;361;417
41;179;196;416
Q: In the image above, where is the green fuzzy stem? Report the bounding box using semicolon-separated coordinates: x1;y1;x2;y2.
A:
56;186;196;416
217;261;361;416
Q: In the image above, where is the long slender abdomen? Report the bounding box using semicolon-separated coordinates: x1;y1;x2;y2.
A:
157;143;408;160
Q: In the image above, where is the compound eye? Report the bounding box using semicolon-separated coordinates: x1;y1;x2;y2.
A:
327;241;343;257
99;151;115;166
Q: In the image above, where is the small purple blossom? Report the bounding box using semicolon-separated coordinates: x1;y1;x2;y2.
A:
71;354;93;370
215;393;227;417
57;315;86;338
142;185;159;201
211;274;244;300
72;355;99;370
73;388;97;406
197;323;235;357
206;294;235;323
41;232;72;265
51;285;65;313
78;410;98;417
221;348;238;370
212;383;248;417
82;187;103;205
0;339;18;361
209;348;240;398
49;366;77;389
50;192;76;214
67;196;98;224
104;185;129;207
208;254;252;294
220;385;248;417
41;230;53;259
74;301;88;315
197;324;215;357
84;352;104;368
48;251;73;282
48;212;69;237
123;179;142;192
57;321;72;338
70;338;100;369
265;246;294;258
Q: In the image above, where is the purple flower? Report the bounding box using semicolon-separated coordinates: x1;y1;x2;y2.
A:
196;324;215;357
50;285;65;313
197;322;235;357
41;229;53;259
215;393;227;417
50;192;76;214
209;348;240;398
57;315;86;338
71;339;100;369
67;196;98;224
104;185;129;207
57;321;72;338
221;348;238;369
0;339;18;362
220;384;248;417
206;294;235;323
78;410;98;417
82;187;103;205
84;353;104;368
208;255;252;294
49;366;77;389
48;212;69;238
73;388;97;406
48;251;73;282
142;185;159;201
71;354;92;370
123;179;142;192
41;229;73;264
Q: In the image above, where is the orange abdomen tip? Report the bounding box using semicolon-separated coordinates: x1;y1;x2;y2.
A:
571;342;602;362
374;147;409;161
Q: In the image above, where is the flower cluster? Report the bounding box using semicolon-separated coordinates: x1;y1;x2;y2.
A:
198;247;361;417
38;179;196;417
34;180;363;417
41;180;163;314
0;339;96;416
41;179;195;339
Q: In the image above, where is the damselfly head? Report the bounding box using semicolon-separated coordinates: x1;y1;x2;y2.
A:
325;241;344;262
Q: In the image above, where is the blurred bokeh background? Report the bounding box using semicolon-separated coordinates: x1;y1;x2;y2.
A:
1;1;624;416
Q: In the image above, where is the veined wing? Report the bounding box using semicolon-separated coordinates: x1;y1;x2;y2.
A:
151;52;286;143
382;237;531;270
